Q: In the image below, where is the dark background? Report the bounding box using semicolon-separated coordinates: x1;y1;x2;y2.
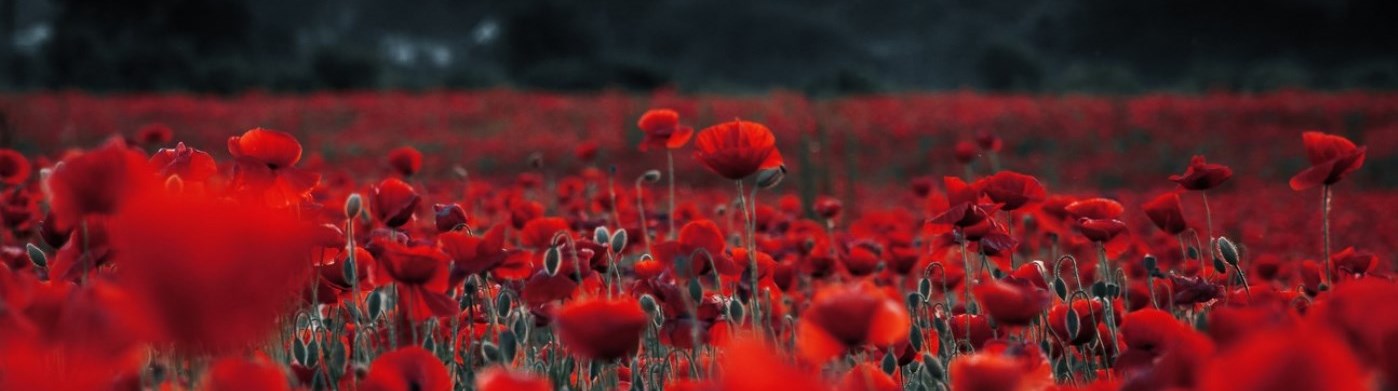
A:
2;0;1396;94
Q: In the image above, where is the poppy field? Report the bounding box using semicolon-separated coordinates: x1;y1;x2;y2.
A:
1;90;1397;391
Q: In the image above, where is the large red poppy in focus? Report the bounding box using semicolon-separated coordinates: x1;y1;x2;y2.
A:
1289;131;1366;190
693;119;783;180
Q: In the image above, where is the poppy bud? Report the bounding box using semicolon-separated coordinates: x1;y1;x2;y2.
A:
495;291;513;316
1216;236;1240;266
543;246;562;276
639;294;659;314
593;226;611;245
498;330;518;363
1065;308;1081;338
688;278;704;302
345;193;363;220
453;165;469;179
755;165;786;189
727;299;746;323
1053;278;1068;300
882;349;898;375
909;324;924;351
26;243;46;268
1213;257;1227;273
609;229;628;254
367;290;385;320
1142;255;1158;273
640;169;662;183
918;278;932;302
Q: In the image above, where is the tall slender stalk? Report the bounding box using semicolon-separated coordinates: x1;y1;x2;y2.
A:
667;150;677;240
1322;184;1333;285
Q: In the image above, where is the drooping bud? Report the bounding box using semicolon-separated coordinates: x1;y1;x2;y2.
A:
755;165;786;189
543;246;563;276
640;169;662;183
726;299;746;323
639;294;659;314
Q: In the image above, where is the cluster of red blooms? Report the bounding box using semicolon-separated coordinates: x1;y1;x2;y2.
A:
0;93;1393;391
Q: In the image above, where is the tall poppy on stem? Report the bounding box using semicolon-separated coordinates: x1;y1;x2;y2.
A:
1169;155;1231;245
694;118;782;326
639;109;695;240
1289;131;1366;286
227;128;319;205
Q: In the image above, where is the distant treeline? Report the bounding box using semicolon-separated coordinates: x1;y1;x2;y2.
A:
2;0;1396;93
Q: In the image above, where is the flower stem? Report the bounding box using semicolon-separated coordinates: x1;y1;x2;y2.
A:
1322;184;1333;285
667;149;677;240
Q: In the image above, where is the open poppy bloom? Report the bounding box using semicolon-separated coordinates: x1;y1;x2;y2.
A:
227;128;319;203
373;178;421;228
149;142;218;182
45;138;154;230
652;219;731;277
553;297;648;360
1143;191;1188;235
1289;131;1366;190
797;283;910;362
1169;155;1232;190
0;148;31;185
438;224;510;284
974;278;1051;326
638;109;695;151
693;119;783;180
1199;326;1367;391
929;176;999;228
112;190;314;354
362;346;452;391
377;240;456;318
979;170;1046;211
386;146;423;177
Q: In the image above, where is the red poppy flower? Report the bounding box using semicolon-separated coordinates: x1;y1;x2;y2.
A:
1048;299;1105;345
0;148;31;185
362;346;452;391
797;283;910;362
693;119;783;180
373;178;420;228
1289;131;1366;190
45;138;153;231
814;196;843;219
1065;198;1124;220
949;313;994;350
949;351;1029;391
476;366;551;391
149;142;218;182
520;217;571;248
1169;155;1233;191
438;225;509;283
1143;191;1188;235
1329;246;1378;277
976;131;1003;152
1199;326;1367;391
112;191;313;353
979;171;1046;211
974;278;1050;326
387;146;423;177
721;339;828;391
929;177;998;227
1077;218;1128;242
652;219;730;277
839;363;901;391
228;128;303;169
201;356;289;391
553;297;648;360
637;109;695;151
1115;309;1185;372
378;240;449;288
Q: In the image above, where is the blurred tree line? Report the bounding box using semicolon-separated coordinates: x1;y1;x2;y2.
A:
1;0;1396;93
